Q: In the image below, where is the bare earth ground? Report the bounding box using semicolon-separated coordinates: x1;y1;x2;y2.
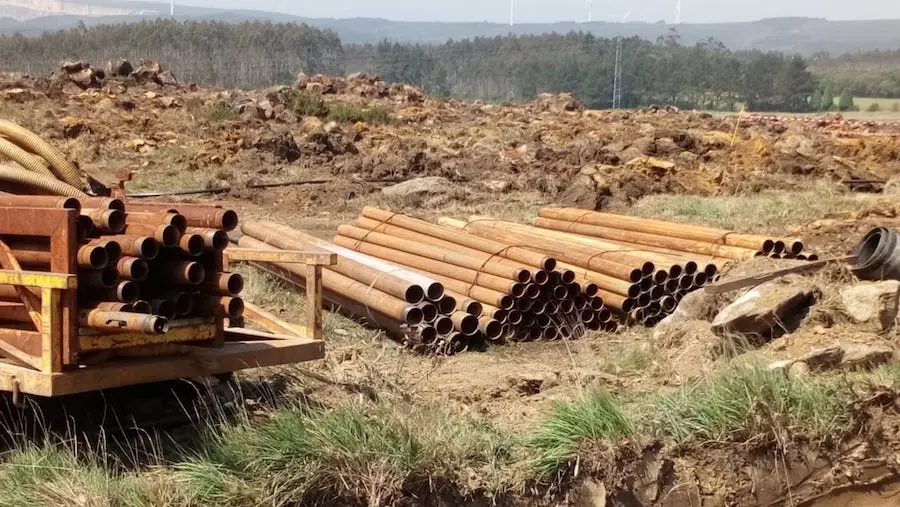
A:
1;69;900;505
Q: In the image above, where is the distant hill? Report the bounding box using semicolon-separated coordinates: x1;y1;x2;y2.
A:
2;1;900;55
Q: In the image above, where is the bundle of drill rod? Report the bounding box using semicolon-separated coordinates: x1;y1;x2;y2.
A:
0;194;245;337
438;208;815;326
240;211;611;355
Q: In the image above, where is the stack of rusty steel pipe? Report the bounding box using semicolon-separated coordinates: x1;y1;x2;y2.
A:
239;221;470;354
0;195;244;335
337;208;609;341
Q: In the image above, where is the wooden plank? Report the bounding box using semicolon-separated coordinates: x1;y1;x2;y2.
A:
0;338;325;397
40;287;62;372
78;323;218;352
241;302;309;338
0;328;41;356
705;255;857;295
225;248;336;266
306;264;323;340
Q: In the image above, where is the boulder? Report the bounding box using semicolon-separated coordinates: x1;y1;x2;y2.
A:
113;59;133;77
775;343;893;375
382;177;453;198
885;175;900;196
841;343;894;370
840;281;900;332
654;290;724;338
711;278;819;345
294;72;309;89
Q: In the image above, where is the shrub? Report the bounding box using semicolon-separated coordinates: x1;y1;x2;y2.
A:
327;103;392;124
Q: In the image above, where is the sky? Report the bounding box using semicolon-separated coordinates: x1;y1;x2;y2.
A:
152;0;900;23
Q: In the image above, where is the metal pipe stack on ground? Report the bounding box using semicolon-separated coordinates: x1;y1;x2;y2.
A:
0;198;244;335
240;221;469;354
336;208;612;342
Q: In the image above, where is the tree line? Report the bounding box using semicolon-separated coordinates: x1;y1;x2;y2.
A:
0;20;822;112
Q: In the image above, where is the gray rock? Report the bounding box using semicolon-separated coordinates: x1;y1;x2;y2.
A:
840;281;900;332
841;343;894;370
800;346;844;371
886;175;900;196
382;177;453;198
656;290;723;337
711;280;818;344
788;361;812;378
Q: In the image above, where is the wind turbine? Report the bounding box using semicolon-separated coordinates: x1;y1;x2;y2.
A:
170;0;174;16
509;0;515;26
674;0;682;24
586;0;593;22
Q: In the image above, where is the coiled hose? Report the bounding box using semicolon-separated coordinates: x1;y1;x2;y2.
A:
0;136;57;179
0;164;88;198
0;119;84;190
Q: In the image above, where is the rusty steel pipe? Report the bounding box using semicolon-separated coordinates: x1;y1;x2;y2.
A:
434;316;454;336
505;309;521;325
79;197;124;211
124;223;180;247
418;326;439;345
639;278;654;292
150;298;177;319
203;272;244;296
126;211;187;233
559;298;575;314
478;317;503;340
543;327;559;341
581;283;600;298
580;309;596;324
678;275;693;290
417;302;438;323
437;295;457;315
82;208;126;234
91;302;133;312
244;250;422;326
649;285;665;300
524;283;540;299
636;293;652;308
338;224;532;283
179;233;205;257
187;227;229;250
76;215;95;241
161;261;206;285
532;269;551;286
0;195;81;211
556;261;642;298
573;295;587;310
590;297;605;312
334;235;524;297
177;207;239;231
81;267;119;288
441;289;483;317
451;311;479;336
545;300;559;315
539;208;800;254
531;300;547;315
91;281;140;303
79;310;168;335
391;266;514;310
566;283;580;299
361;208;556;270
516;298;533;312
132;300;153;314
661;296;678;313
534;216;760;262
535;314;551;329
448;333;469;354
197;295;244;319
245;221;444;301
596;289;635;313
117;257;149;282
88;239;122;264
97;235;159;260
14;243;107;269
693;272;709;286
664;278;680;294
168;292;194;316
241;225;434;304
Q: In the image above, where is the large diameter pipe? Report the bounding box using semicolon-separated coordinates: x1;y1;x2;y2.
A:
87;239;122;264
96;235;159;260
160;261;206;285
361;207;555;271
237;242;423;325
451;311;479;336
333;235;524;297
187;227;229;250
90;281;139;303
540;208;803;255
81;267;119;288
533;217;759;262
392;266;514;310
355;216;545;282
124;224;180;247
442;289;484;317
79;310;168;335
338;223;532;283
13;244;107;269
238;234;426;304
82;208;126;234
117;257;150;282
442;217;655;278
242;221;442;301
255;262;426;334
126;211;188;233
0;195;80;211
196;295;244;319
204;272;244;296
79;197;124;211
179;233;206;257
178;207;238;231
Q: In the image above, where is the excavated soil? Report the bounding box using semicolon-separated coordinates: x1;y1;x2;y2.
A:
3;68;900;505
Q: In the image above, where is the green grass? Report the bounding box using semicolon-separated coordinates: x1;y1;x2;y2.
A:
327;103;392;125
527;391;632;481
282;89;329;118
853;97;900;113
626;187;875;233
194;101;241;123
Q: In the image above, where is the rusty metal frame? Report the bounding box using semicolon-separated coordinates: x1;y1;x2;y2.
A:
0;207;333;398
224;247;336;340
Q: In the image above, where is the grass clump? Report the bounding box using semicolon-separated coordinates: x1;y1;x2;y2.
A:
196;101;240;123
527;391;631;481
649;365;848;445
327;103;392;125
178;401;519;505
283;89;329;117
